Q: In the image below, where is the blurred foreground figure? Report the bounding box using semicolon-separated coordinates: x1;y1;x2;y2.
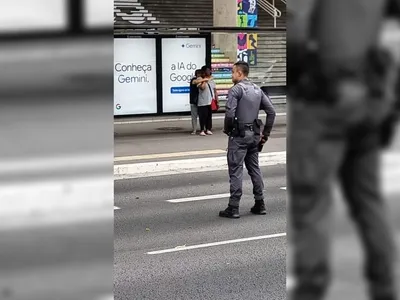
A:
287;0;400;299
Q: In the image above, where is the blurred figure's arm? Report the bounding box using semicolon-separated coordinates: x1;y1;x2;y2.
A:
287;0;319;47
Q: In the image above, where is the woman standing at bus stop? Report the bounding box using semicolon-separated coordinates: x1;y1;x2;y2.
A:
197;66;218;136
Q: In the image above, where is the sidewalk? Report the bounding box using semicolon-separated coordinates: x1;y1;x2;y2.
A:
114;106;286;137
114;109;287;180
114;104;286;125
114;111;287;160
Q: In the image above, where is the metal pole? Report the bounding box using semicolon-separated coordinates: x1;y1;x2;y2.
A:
68;0;84;34
273;0;276;28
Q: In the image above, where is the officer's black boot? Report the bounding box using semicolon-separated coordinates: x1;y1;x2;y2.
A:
219;205;240;219
250;200;267;215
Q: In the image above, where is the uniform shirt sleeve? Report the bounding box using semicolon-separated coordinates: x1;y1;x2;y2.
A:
260;91;276;137
224;84;243;133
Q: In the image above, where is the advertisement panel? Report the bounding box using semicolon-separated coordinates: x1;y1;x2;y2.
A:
85;0;111;28
0;0;66;33
114;38;157;115
162;38;206;113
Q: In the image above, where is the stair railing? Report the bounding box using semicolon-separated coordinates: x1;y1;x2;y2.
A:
258;0;281;28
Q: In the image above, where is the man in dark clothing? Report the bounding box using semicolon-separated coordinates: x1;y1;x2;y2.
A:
287;0;399;299
219;61;276;218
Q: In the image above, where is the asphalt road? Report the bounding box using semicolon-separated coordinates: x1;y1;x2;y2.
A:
114;164;287;300
114;142;400;300
0;221;113;300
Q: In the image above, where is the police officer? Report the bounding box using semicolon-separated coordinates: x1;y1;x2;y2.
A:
219;61;276;218
288;0;399;299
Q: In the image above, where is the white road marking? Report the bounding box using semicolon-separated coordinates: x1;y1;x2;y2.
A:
115;149;226;162
97;295;114;300
114;151;286;180
0;176;112;231
0;152;110;176
114;206;121;210
166;193;230;203
114;112;286;125
280;187;287;190
147;233;287;255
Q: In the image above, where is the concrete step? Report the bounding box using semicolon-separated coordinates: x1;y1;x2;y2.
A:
257;48;286;53
256;54;286;60
252;74;286;80
253;82;287;88
257;41;286;46
253;77;286;83
250;61;286;67
250;66;286;72
249;65;286;71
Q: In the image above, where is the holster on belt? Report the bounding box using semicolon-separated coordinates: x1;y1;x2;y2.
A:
238;122;246;137
230;117;240;137
253;119;263;135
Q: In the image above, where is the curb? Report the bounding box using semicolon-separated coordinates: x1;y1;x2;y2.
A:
114;112;286;125
0;153;111;177
114;151;287;180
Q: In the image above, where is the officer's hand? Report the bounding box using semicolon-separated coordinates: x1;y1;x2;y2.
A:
260;135;268;144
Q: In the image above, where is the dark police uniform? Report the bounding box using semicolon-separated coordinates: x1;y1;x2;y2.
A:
288;0;399;299
219;78;276;218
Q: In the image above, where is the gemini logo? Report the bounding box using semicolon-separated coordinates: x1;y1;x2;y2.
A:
182;43;202;49
116;104;121;110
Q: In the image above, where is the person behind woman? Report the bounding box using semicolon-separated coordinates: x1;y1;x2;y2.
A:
196;69;214;136
189;69;202;135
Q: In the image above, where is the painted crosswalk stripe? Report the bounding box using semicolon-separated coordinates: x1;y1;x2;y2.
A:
147;233;287;255
166;193;230;203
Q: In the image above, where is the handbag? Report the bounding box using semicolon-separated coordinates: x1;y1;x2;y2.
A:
207;82;219;111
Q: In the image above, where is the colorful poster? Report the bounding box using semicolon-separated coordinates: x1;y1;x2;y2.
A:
247;33;257;49
237;0;245;15
247;0;258;15
237;0;257;66
237;15;248;27
247;15;258;27
237;34;248;50
237;49;249;63
248;49;257;65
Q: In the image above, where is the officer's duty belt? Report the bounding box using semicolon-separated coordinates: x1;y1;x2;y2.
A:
243;123;254;131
